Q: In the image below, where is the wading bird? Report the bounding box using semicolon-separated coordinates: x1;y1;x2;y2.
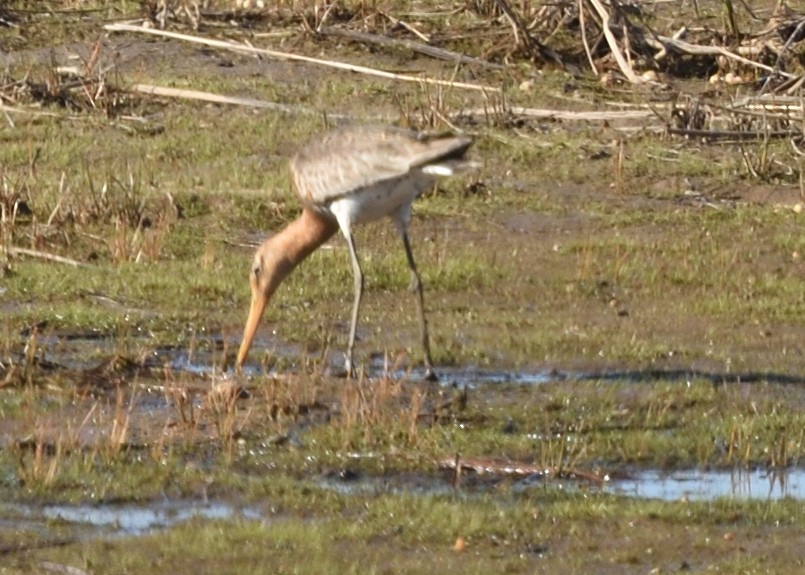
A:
235;124;476;380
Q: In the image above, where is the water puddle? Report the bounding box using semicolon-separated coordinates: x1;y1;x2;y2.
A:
607;468;804;501
7;500;264;539
2;466;801;548
5;332;804;549
13;331;805;388
319;466;805;502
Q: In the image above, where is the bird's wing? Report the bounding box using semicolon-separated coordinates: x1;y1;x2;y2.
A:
290;126;472;205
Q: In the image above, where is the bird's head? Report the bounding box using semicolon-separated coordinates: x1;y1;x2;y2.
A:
234;208;339;373
235;239;293;372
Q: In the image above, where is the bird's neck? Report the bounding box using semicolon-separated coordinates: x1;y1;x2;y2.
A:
275;207;339;269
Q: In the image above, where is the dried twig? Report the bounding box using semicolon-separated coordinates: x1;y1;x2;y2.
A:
653;26;687;62
0;103;65;119
667;127;799;140
438;456;606;484
380;11;431;43
648;34;797;79
494;0;564;66
464;106;657;123
586;0;647;84
39;561;91;575
318;27;504;70
7;246;87;267
760;18;805;94
104;23;501;93
130;84;315;114
578;0;598;76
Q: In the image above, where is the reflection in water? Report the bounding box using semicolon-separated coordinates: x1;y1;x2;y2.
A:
20;331;805;388
4;466;802;547
606;467;802;501
317;466;805;502
40;501;263;537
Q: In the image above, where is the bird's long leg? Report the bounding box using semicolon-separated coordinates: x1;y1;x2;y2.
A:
343;229;364;377
401;229;437;382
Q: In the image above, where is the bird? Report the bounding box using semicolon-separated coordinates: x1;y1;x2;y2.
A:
235;124;476;380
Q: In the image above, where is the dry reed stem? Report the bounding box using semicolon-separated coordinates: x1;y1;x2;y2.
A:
649;34;797;80
6;246;86;267
464;106;657;123
585;0;646;85
130;83;322;115
578;0;597;76
318;26;503;70
104;23;501;93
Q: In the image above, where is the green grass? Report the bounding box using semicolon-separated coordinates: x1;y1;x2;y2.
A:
2;2;805;573
2;487;803;574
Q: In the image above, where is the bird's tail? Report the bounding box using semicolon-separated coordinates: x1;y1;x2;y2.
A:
422;159;482;177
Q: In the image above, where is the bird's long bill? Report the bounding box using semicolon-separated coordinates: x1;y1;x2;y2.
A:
235;290;269;371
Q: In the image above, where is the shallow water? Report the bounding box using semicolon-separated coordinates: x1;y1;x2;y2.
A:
3;466;801;548
319;465;805;502
607;467;803;501
19;332;805;388
7;332;804;549
9;500;263;538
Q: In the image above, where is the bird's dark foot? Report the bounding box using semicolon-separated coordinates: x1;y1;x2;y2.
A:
325;364;351;379
423;366;439;383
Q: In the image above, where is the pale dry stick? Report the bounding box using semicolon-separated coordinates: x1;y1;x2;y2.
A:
622;21;633;71
578;0;598;76
251;30;295;40
438;456;605;484
380;11;431;43
76;401;100;443
739;144;760;178
799;154;804;203
7;246;86;267
130;83;386;122
613;138;625;193
463;106;657;123
494;0;562;66
318;27;504;70
495;0;522;47
242;38;261;60
108;386;135;456
730;94;803;115
785;75;805;96
131;84;320;115
667;127;796;140
646;35;797;79
39;561;91;575
759;18;805;95
2;106;14;128
433;107;462;133
313;1;338;32
46;172;67;227
103;23;501;93
0;102;64;119
795;137;805;158
586;0;646;85
653;26;687;62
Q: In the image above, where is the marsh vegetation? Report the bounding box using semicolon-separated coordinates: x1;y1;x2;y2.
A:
1;1;805;573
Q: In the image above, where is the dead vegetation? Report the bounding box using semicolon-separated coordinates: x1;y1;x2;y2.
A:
143;0;801;192
2;1;803;139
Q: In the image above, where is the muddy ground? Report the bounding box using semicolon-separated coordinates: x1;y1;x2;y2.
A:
2;2;805;574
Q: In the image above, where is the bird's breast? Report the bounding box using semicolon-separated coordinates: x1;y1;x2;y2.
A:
324;173;434;226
